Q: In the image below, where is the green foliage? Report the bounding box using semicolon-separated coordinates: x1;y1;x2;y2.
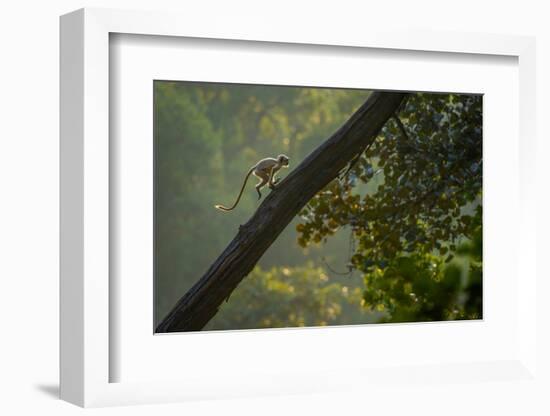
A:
362;207;482;322
205;264;375;330
297;93;483;322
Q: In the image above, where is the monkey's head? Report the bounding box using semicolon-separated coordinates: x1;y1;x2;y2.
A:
277;154;290;167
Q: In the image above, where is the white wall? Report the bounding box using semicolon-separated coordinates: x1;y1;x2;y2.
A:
1;1;548;415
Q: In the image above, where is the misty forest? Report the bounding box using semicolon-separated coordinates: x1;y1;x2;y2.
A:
154;81;482;332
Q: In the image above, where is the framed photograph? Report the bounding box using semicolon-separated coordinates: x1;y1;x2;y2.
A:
60;8;538;407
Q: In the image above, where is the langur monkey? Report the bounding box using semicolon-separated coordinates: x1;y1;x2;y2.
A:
215;154;290;212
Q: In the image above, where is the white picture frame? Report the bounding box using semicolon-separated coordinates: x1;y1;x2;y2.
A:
60;7;538;408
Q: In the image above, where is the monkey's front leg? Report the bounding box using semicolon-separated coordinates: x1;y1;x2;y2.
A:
268;167;280;190
269;177;280;190
255;173;269;200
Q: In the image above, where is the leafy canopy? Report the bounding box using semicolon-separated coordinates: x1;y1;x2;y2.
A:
296;93;483;321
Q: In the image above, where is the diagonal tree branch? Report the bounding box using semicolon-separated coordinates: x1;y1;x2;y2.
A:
156;91;407;332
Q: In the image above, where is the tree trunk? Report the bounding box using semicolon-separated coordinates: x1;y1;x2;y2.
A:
156;91;407;332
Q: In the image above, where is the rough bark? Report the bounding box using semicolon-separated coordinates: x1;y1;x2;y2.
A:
156;91;407;332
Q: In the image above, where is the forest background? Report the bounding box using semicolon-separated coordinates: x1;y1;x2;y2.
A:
154;82;482;331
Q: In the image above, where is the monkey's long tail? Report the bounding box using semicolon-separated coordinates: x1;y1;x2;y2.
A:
215;167;254;212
